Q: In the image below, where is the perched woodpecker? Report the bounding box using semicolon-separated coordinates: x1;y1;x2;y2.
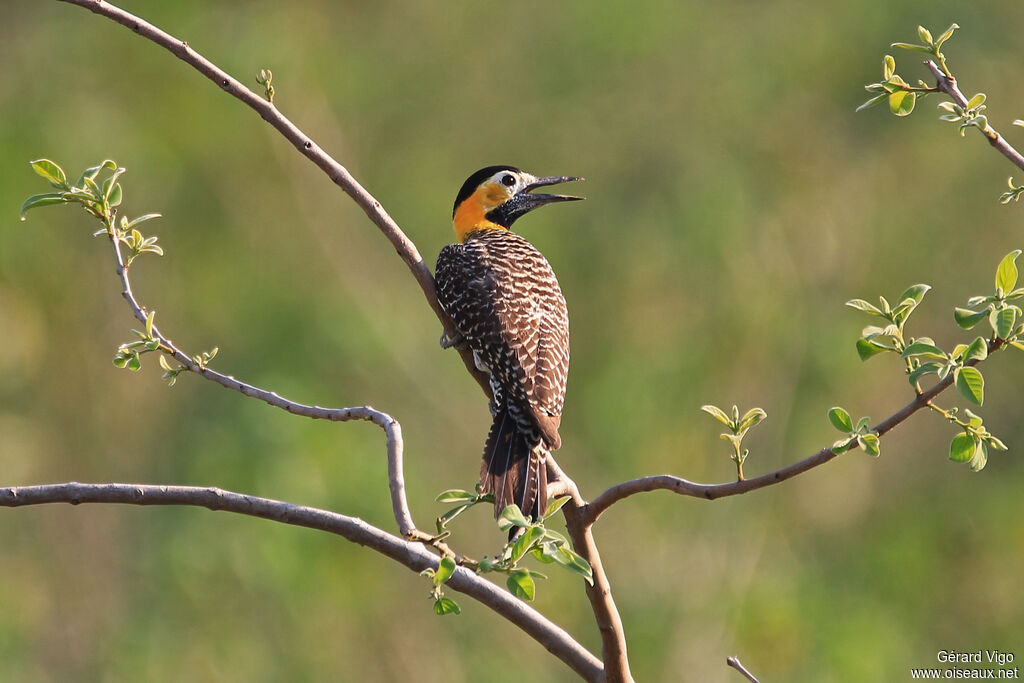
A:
436;166;581;521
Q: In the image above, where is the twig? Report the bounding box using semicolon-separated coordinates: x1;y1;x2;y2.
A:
925;59;1024;172
0;482;603;682
727;656;761;683
55;0;493;402
581;339;1005;525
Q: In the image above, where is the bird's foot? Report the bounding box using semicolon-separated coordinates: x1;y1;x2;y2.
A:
439;330;467;350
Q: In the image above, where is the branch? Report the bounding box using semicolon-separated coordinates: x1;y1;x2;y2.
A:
56;0;493;402
548;459;634;683
0;482;603;681
101;211;423;540
582;339;1006;525
925;59;1024;172
726;656;761;683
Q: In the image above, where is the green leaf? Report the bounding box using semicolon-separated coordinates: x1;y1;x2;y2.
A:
889;90;917;116
433;597;461;615
510;526;544;564
908;362;942;386
955;366;985;406
858;433;880;457
963;337;988;362
543;496;571;519
966;93;987;110
901;341;946;360
126;354;142;372
126;213;161;229
891;42;931;53
541;527;570;546
845;299;884;316
434;556;456;586
498;505;531;531
107;183;123;208
506;570;536;601
898;283;931;305
554;547;594;585
996;249;1021;293
827;407;853;433
737;407;767;432
954;307;989;329
30;159;67;188
969;442;988;472
917;26;933;45
435;489;477;503
935;23;958;48
700;404;732;427
856;93;888;113
856;337;890;361
883;55;896;80
949;432;975;463
19;192;69;220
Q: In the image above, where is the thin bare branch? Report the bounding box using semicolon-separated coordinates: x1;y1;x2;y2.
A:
56;0;493;402
104;222;419;539
582;339;1005;525
0;482;603;681
925;59;1024;172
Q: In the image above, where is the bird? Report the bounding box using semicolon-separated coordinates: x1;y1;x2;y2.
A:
435;165;582;522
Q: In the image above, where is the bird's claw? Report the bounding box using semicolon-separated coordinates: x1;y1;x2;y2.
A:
440;330;467;350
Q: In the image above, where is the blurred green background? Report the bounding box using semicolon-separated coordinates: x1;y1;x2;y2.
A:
2;1;1023;681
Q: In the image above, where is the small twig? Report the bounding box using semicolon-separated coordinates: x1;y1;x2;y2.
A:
925;59;1024;172
727;655;761;683
582;339;1004;525
0;482;603;681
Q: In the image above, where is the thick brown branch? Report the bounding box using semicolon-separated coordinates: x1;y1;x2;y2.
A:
582;339;1005;525
925;60;1024;172
547;458;633;683
57;0;492;401
0;482;603;681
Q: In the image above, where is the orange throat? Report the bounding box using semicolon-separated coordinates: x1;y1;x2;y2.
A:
453;185;508;242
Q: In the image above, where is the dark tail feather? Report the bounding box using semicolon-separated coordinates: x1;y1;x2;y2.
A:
480;408;549;522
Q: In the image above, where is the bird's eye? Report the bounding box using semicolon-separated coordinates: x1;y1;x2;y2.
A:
501;174;516;187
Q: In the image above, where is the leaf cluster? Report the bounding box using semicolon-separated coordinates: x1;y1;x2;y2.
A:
846;251;1023;471
858;25;958;116
427;491;593;613
826;407;880;456
700;404;766;480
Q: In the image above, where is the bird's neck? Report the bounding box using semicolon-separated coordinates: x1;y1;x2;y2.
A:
453;196;508;243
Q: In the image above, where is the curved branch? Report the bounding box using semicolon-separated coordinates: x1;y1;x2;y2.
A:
57;0;493;402
925;59;1024;172
0;482;603;681
103;215;418;539
582;340;1005;525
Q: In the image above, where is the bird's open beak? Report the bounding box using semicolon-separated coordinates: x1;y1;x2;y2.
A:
522;176;585;206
